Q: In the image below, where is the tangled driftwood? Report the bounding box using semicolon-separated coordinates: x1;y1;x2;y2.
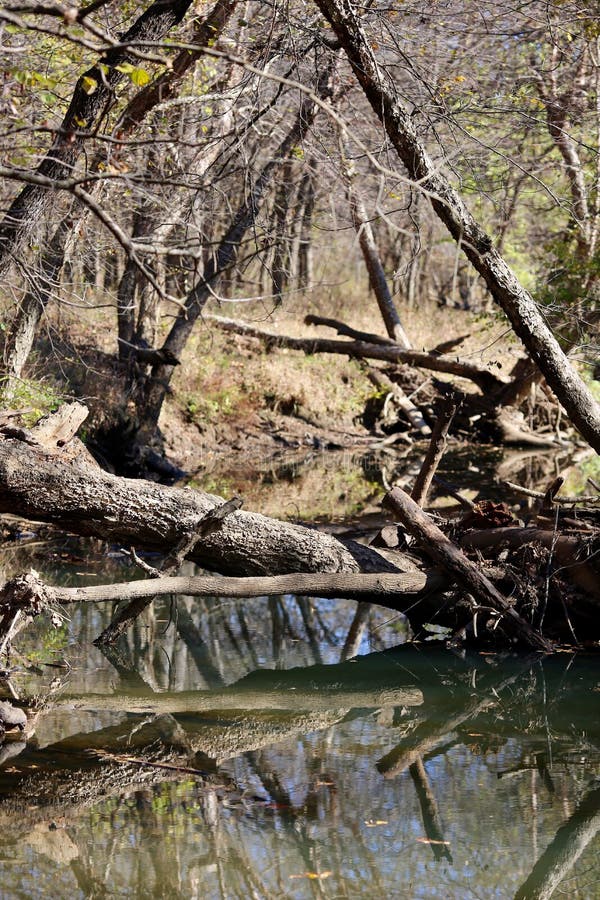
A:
0;404;597;653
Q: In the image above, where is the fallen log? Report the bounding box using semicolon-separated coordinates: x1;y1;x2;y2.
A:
383;487;554;652
0;431;401;577
9;570;445;607
0;569;448;649
208;315;507;392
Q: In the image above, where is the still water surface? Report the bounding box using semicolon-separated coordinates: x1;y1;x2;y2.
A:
0;441;598;900
0;582;598;900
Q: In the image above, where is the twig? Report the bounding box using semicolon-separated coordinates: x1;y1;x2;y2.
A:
503;481;600;505
432;476;475;510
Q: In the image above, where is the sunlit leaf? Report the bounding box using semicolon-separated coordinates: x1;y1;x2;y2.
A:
81;75;97;95
289;872;332;880
130;68;151;86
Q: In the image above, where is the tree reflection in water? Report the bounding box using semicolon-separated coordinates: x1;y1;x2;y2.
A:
0;591;599;899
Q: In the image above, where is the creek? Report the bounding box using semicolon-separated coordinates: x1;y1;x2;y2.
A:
0;446;598;899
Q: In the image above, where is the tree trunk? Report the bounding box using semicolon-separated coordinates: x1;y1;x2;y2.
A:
314;0;600;452
0;0;196;277
1;216;74;397
0;0;238;387
341;143;411;347
137;69;335;440
0;434;401;577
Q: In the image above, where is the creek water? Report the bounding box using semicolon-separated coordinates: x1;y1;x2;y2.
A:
0;448;598;899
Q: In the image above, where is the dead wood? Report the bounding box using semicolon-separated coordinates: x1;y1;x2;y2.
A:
95;496;244;645
432;476;475;510
0;430;401;577
503;481;600;505
4;569;444;608
304;314;397;346
366;367;431;436
411;401;456;506
208;315;506;392
383;487;554;651
496;408;566;447
460;527;600;601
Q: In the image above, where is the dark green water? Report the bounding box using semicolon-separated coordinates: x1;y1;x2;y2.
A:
0;581;599;900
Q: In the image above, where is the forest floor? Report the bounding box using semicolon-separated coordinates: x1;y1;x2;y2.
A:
23;298;522;470
12;296;598;522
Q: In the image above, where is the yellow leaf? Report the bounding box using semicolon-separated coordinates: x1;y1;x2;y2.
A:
289;872;332;880
365;819;388;827
81;75;97;95
130;68;150;86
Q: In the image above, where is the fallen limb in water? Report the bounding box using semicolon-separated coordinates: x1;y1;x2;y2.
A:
0;405;596;653
383;487;554;652
10;570;445;606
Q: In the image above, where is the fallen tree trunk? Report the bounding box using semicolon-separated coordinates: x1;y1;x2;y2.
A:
0;433;401;576
208;315;506;392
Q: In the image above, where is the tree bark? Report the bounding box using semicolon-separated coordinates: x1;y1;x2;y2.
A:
0;0;196;277
314;0;600;452
7;569;443;607
0;434;401;577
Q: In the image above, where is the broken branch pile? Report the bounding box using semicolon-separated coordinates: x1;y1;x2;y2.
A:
208;313;573;448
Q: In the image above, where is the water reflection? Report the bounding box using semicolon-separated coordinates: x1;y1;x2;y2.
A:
188;443;589;522
0;586;598;899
